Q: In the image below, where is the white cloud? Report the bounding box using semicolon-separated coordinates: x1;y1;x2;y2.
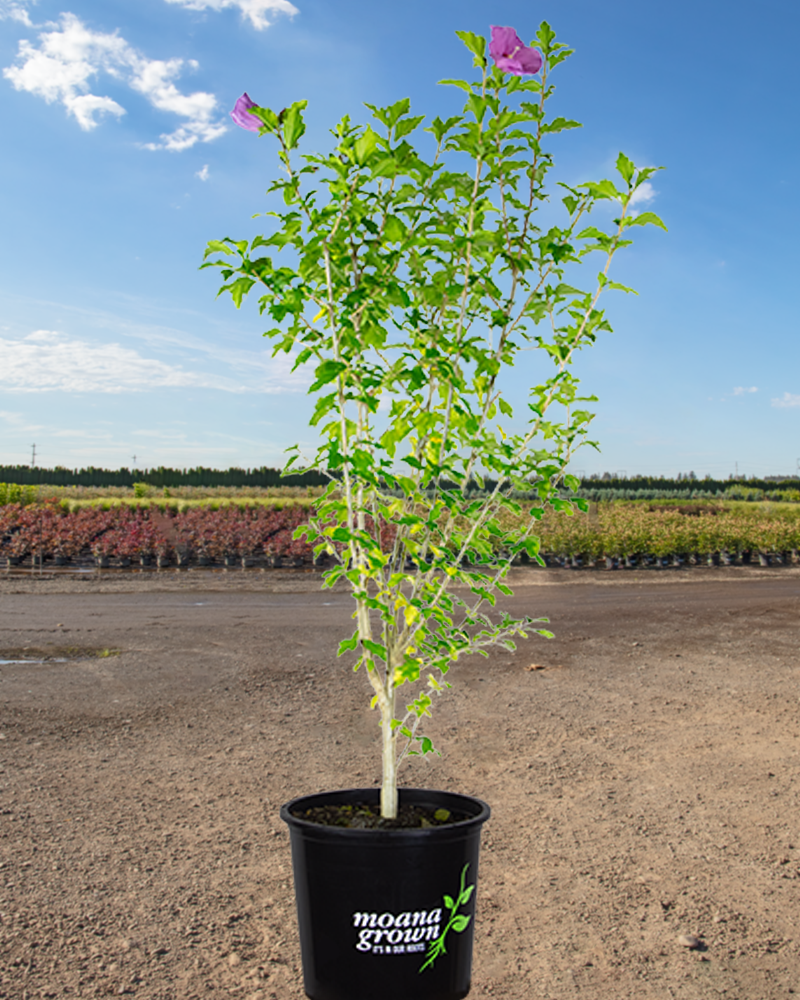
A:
733;386;758;396
24;329;61;342
772;392;800;409
629;181;656;207
2;12;227;148
0;330;244;392
131;56;226;151
0;408;42;429
164;0;298;31
0;0;35;25
0;330;310;394
196;163;210;181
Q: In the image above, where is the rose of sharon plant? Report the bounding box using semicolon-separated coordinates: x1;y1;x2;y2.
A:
206;22;665;821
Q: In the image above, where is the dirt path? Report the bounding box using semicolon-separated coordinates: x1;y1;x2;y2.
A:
1;568;799;999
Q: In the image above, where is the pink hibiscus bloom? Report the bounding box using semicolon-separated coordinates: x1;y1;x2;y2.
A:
489;26;543;76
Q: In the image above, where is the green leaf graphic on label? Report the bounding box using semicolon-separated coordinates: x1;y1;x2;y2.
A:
419;863;474;973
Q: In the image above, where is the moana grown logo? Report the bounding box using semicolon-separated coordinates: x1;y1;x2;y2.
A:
352;909;442;954
351;864;475;972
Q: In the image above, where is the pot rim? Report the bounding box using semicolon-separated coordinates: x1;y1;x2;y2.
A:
281;786;490;839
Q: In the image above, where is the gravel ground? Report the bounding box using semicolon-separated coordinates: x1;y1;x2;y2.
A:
1;564;799;999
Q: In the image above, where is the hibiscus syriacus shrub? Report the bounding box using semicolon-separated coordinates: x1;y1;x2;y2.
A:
212;23;665;817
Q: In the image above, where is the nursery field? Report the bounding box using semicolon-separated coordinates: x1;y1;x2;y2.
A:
2;499;800;570
1;568;799;999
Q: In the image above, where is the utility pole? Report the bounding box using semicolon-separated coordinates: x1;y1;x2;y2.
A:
132;454;137;467
31;444;36;468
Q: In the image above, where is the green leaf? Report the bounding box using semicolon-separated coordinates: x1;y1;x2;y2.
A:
582;179;620;201
547;240;574;263
455;30;487;65
451;914;471;933
562;195;578;215
443;895;455;910
548;48;574;69
250;105;279;131
426;114;463;142
542;117;581;135
309;359;347;392
282;99;308;150
354;125;379;164
466;94;488;123
365;98;406;129
394;115;425;140
523;536;542;558
498;397;513;418
437;78;472;94
575;226;607;241
224;276;256;308
535;21;557;52
554;282;584;296
337;633;359;655
616;152;635;185
369;155;398;179
380;96;411;128
204;239;234;259
383;215;407;243
627;211;668;231
362;639;387;658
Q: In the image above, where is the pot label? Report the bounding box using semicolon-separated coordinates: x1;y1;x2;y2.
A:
353;908;441;954
350;863;475;972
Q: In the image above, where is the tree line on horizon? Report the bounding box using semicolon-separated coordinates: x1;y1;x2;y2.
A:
0;464;798;494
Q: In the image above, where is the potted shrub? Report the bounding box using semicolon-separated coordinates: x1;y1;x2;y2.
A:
115;512;146;568
1;504;26;567
147;507;178;568
52;506;80;566
206;22;664;1000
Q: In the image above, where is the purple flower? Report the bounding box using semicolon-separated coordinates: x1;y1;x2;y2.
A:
489;26;542;76
230;92;261;132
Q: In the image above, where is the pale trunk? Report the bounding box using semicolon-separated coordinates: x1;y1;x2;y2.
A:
380;689;397;819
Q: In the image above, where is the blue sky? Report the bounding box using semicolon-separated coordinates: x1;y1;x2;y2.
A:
1;0;798;479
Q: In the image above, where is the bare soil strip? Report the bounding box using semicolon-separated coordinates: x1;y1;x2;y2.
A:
1;568;799;999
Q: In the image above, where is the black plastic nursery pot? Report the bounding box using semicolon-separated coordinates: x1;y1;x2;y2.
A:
280;787;491;1000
